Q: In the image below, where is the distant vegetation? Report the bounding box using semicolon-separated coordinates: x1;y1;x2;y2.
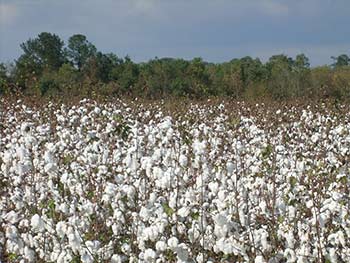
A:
1;32;350;100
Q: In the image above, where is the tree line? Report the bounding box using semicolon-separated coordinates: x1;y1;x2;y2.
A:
1;32;350;100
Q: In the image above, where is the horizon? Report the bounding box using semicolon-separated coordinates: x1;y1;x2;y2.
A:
1;0;349;66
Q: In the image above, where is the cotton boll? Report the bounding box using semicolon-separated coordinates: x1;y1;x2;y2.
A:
327;248;337;263
167;237;178;250
56;221;67;239
255;255;266;263
140;207;151;221
284;248;296;263
81;250;94;263
31;214;45;233
144;248;156;262
111;254;123;263
155;240;167;252
177;206;190;218
208;181;219;194
5;225;18;240
176;243;189;262
24;246;35;262
4;210;20;224
179;154;188;167
226;161;234;174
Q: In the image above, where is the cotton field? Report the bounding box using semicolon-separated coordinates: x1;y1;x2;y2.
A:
0;98;350;263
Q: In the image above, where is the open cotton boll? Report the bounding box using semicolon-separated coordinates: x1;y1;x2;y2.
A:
176;243;189;262
31;214;45;233
111;254;123;263
24;246;35;262
254;255;266;263
4;210;20;224
81;250;94;263
56;221;67;239
143;248;156;262
155;240;167;252
179;154;188;167
177;206;190;218
167;237;179;250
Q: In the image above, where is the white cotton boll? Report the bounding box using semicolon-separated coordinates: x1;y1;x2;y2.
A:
179;154;188;167
113;210;125;223
155;240;167;252
56;221;67;239
81;115;89;124
58;203;69;214
259;200;267;213
157;173;171;189
86;240;101;254
226;161;234;174
311;134;319;143
121;243;131;254
288;206;296;219
306;200;313;209
167;237;179;250
111;254;123;263
152;148;162;162
176;243;189;262
4;210;20;224
144;248;156;262
148;192;157;205
284;248;296;263
67;228;82;253
44;163;58;175
188;228;200;243
214;213;228;227
81;250;94;263
143;226;159;242
327;247;338;263
193;140;206;155
140;207;151;221
31;214;45;233
208;181;219;194
255;255;266;263
6;225;18;239
24;246;35;262
94;107;101;114
218;190;227;201
196;253;204;263
177;206;190;218
159;118;172;130
112;223;121;235
105;183;117;197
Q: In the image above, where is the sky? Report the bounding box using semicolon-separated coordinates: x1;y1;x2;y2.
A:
0;0;349;66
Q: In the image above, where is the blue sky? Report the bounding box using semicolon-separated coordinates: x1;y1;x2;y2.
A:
0;0;349;66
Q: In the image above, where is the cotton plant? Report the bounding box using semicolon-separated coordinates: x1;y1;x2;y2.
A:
0;98;350;262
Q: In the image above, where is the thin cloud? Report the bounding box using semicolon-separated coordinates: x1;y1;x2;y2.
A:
0;3;19;26
259;0;289;16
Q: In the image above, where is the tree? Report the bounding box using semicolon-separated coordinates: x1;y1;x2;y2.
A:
266;54;295;99
0;63;8;94
15;32;65;89
331;54;350;68
295;54;310;69
66;34;97;70
18;32;65;71
84;52;121;83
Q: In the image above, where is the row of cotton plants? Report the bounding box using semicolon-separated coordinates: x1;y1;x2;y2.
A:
0;99;350;263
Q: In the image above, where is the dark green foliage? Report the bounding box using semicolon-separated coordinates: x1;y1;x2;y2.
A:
4;32;350;101
66;34;97;70
0;63;8;94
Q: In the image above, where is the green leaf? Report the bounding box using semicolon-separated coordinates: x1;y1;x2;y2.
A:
162;203;174;217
